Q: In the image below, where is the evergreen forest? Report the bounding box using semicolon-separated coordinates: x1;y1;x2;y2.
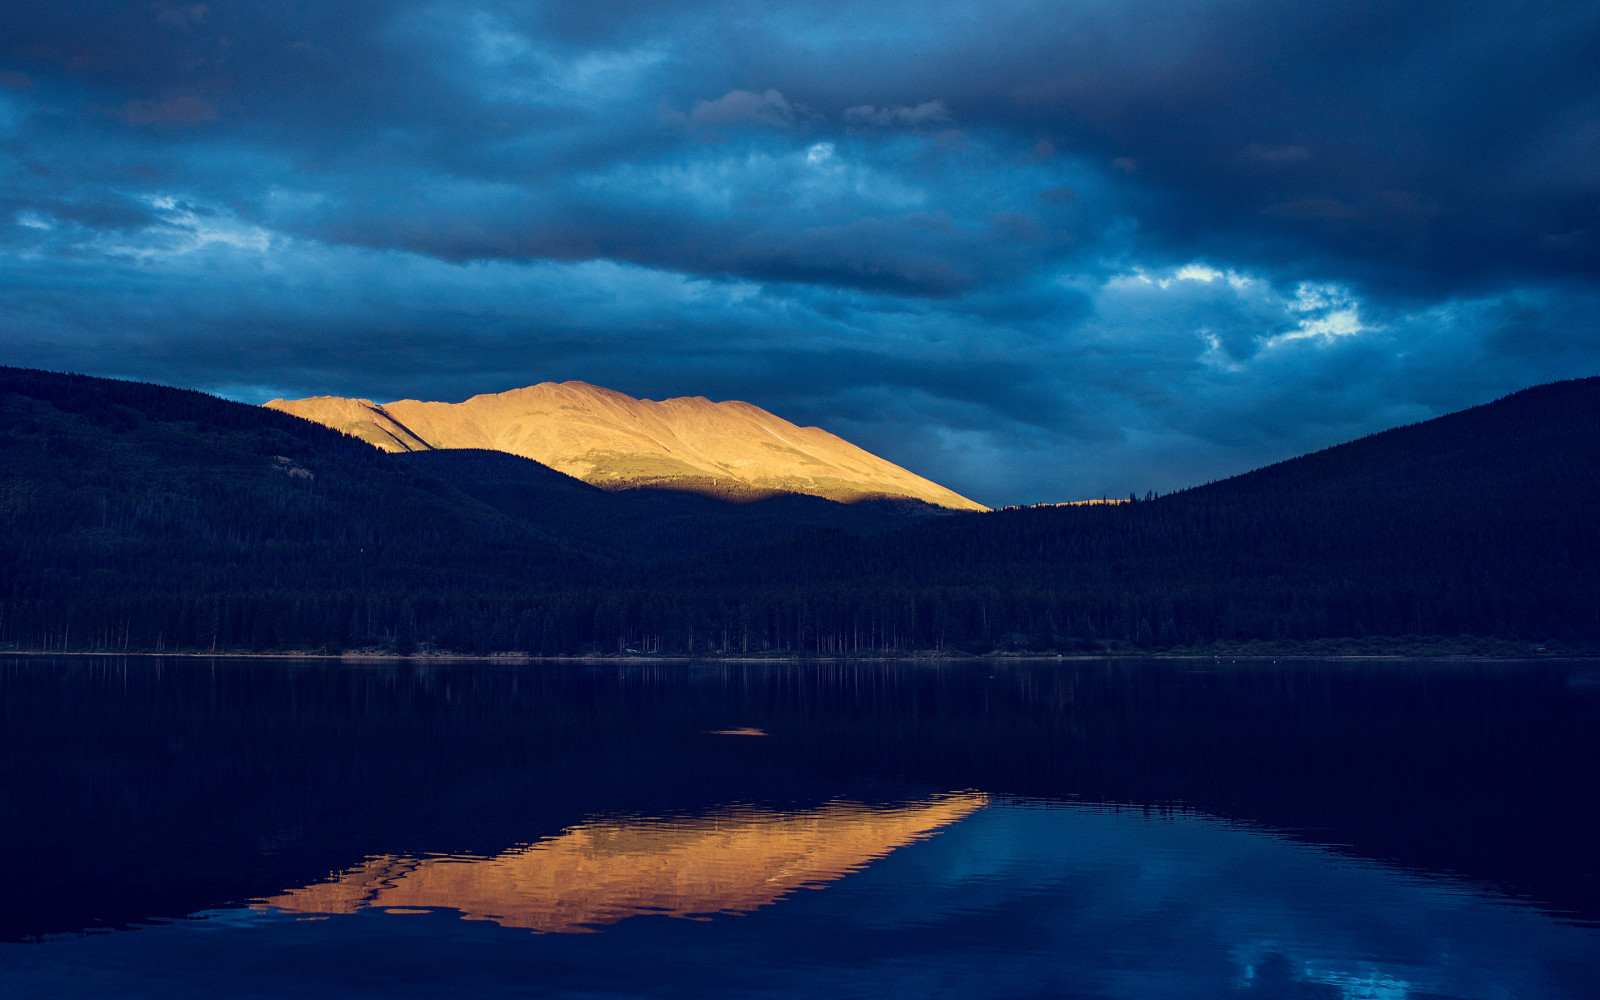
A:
4;366;1597;656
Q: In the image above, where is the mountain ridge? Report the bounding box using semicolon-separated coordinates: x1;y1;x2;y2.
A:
5;365;1599;657
264;381;988;511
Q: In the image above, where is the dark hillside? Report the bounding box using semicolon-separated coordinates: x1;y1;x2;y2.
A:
0;367;592;653
605;378;1600;652
0;368;954;654
1196;375;1600;505
4;367;1597;654
400;448;951;565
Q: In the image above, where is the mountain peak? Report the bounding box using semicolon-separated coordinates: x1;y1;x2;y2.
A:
264;383;988;511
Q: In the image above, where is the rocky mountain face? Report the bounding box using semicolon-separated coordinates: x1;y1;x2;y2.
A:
264;382;987;511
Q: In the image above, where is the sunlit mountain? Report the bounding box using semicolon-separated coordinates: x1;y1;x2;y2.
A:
255;794;987;933
264;381;987;511
5;366;1598;655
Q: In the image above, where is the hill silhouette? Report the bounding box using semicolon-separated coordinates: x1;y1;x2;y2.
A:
0;367;944;653
397;448;955;565
3;366;1597;654
655;376;1600;651
0;367;597;652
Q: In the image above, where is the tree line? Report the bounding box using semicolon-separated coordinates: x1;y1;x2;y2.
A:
4;366;1598;655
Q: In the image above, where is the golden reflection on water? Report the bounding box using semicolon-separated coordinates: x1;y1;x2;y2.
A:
255;793;986;933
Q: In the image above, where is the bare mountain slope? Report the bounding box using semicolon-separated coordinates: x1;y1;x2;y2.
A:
264;381;987;511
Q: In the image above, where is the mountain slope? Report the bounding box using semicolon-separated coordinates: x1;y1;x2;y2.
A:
0;367;953;653
264;382;987;511
396;449;958;565
6;367;1598;655
0;366;595;652
653;376;1600;650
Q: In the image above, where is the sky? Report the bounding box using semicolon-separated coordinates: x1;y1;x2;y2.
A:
2;1;1598;506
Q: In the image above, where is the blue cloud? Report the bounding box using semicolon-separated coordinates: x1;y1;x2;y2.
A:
2;0;1598;504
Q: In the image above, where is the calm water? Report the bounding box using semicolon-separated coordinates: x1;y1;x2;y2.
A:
1;656;1597;999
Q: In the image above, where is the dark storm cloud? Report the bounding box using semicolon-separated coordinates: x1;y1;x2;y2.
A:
704;0;1600;291
1;0;1598;503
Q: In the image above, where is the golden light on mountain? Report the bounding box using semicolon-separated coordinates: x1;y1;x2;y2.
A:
263;382;987;510
255;793;987;933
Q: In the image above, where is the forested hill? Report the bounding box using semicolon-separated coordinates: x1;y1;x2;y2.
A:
702;374;1600;588
1192;374;1600;505
4;366;1598;655
663;377;1600;650
395;449;957;566
0;366;604;651
0;366;944;653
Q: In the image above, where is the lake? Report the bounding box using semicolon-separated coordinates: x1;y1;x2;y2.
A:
2;655;1596;998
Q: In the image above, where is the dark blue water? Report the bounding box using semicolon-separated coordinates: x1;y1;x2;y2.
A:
2;657;1596;998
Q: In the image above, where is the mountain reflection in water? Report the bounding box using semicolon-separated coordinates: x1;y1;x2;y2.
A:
257;795;985;932
1;655;1597;999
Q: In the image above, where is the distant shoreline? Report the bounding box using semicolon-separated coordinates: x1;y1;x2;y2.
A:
3;647;1592;663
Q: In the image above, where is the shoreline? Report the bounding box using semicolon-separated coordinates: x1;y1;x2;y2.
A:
1;648;1593;663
